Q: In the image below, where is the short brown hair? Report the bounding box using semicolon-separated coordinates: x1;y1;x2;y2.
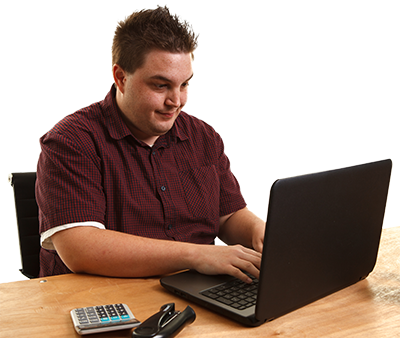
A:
112;6;198;74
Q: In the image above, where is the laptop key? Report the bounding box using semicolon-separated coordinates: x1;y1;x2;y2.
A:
201;291;219;299
217;297;233;305
201;276;259;310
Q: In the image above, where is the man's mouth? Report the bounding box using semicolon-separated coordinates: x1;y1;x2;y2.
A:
156;110;177;119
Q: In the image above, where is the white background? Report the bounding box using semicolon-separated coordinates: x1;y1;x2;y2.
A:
1;1;399;283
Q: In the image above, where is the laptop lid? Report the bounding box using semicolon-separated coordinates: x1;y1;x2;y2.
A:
160;159;392;326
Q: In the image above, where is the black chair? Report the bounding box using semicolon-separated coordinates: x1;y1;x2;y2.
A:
9;172;40;279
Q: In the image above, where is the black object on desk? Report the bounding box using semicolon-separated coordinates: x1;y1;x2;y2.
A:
132;303;195;338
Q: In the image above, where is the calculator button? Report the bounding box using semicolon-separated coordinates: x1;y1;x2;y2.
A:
74;309;88;324
88;316;100;323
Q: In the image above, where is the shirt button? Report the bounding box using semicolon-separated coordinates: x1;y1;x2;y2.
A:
168;224;172;230
160;186;166;191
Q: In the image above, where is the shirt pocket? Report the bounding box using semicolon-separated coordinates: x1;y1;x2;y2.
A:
179;165;220;220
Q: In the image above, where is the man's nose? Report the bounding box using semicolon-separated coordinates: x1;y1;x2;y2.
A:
165;89;181;108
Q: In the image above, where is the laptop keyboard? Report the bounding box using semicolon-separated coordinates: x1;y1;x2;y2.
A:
200;275;258;310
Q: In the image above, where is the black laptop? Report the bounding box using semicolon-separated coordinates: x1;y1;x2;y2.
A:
160;159;392;326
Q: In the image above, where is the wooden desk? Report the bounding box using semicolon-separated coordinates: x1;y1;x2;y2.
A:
1;227;399;338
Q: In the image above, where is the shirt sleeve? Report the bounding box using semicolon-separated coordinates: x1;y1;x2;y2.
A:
36;117;106;234
41;221;106;250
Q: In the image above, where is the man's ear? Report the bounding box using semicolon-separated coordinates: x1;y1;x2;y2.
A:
112;64;126;94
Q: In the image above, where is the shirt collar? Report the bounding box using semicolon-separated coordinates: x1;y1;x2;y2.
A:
101;85;132;141
101;84;189;146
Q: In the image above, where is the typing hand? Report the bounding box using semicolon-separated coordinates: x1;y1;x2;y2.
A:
190;244;261;284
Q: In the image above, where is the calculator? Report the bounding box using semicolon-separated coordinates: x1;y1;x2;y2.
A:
70;303;141;335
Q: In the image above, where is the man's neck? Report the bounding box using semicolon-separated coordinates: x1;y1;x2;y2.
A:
115;86;159;146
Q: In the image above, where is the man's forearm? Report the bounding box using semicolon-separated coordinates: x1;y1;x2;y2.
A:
52;226;196;277
219;207;265;252
51;224;262;282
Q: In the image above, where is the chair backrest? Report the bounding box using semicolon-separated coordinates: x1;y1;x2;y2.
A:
9;172;40;279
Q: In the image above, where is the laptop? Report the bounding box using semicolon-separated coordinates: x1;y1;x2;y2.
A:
160;159;392;326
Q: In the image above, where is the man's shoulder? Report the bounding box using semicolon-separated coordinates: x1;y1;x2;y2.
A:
44;87;117;141
47;102;104;138
40;101;106;152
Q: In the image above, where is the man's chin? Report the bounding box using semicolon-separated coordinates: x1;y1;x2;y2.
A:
150;122;175;137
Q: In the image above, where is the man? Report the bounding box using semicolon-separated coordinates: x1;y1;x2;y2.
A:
36;6;265;284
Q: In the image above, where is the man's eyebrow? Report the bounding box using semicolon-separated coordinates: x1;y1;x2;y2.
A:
185;73;194;82
150;73;194;83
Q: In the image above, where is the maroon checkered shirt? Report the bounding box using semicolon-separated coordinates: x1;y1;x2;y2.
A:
36;85;246;276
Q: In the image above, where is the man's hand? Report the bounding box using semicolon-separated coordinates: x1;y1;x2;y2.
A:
188;244;261;283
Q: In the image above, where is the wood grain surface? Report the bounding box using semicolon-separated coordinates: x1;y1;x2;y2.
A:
1;226;399;338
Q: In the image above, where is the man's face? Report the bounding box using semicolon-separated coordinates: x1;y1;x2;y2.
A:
115;50;193;145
